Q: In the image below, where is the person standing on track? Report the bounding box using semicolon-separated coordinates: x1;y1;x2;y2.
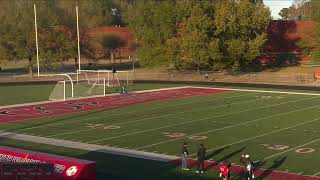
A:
181;142;189;170
196;143;206;174
240;154;255;179
219;161;229;180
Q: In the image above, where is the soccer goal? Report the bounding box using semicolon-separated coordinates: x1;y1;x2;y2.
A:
76;69;133;87
48;80;76;101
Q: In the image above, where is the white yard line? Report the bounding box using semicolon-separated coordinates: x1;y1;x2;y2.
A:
262;138;320;160
11;93;260;133
0;91;250;126
88;95;316;144
188;117;320;157
46;94;261;138
137;101;320;150
48;119;232;138
313;171;320;176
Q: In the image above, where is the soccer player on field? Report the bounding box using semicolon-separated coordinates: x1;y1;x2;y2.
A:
181;142;189;170
196;143;206;174
240;154;255;179
219;161;229;180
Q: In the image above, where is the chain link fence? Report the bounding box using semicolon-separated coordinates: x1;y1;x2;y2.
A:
1;70;320;87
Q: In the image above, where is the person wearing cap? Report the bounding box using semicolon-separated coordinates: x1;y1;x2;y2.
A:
196;143;206;173
240;154;255;179
181;142;189;170
219;161;229;180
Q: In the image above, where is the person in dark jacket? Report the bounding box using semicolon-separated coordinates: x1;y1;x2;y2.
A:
196;143;206;173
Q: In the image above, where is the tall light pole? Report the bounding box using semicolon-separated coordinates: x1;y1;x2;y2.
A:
34;4;40;77
76;5;81;72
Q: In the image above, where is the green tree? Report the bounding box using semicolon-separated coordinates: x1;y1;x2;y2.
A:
0;0;63;76
127;0;177;67
119;0;271;71
213;0;270;71
279;8;290;20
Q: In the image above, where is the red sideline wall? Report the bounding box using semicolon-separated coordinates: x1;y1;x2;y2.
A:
0;146;96;180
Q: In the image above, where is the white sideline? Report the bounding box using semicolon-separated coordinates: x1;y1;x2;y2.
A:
0;91;249;126
46;93;256;138
0;131;178;162
2;85;318;110
0;130;319;178
193;86;320;96
102;95;317;147
0;86;191;109
11;93;254;133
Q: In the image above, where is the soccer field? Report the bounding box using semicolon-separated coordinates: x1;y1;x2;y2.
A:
1;85;320;179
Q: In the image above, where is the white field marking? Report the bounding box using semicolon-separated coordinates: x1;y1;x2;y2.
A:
131;97;320;149
47;114;236;139
0;130;317;178
0;86;223;125
44;94;265;138
88;96;318;144
313;171;320;176
0;86;192;109
262;138;320;160
2;92;254;132
193;86;320;96
188;117;320;157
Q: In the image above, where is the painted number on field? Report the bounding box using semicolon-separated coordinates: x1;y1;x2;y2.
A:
295;148;315;154
162;132;207;141
260;144;316;154
162;132;186;138
86;123;120;130
103;125;121;130
260;144;289;151
257;96;283;99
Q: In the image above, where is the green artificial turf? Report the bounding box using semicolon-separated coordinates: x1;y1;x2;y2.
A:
0;138;240;180
0;83;187;106
1;88;320;178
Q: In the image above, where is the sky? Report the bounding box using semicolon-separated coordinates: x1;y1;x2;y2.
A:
263;0;293;19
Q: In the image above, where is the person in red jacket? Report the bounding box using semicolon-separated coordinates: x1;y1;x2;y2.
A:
219;162;229;180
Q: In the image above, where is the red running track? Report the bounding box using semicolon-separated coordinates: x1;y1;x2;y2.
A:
0;87;230;123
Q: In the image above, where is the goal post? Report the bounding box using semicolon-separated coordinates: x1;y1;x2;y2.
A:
49;81;66;101
76;69;133;87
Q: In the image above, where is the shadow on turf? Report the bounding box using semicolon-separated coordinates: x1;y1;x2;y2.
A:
256;156;287;180
204;146;246;171
78;150;221;180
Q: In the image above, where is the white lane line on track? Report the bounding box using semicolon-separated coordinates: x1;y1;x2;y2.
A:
87;95;316;144
2;93;254;132
188;117;320;157
136;100;320;150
